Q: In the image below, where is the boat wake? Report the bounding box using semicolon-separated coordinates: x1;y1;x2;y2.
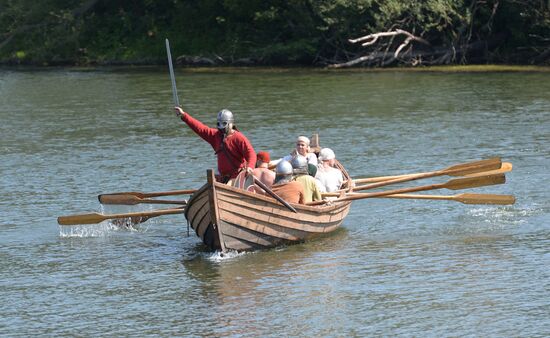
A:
58;219;148;238
206;250;249;262
466;203;542;227
58;204;153;238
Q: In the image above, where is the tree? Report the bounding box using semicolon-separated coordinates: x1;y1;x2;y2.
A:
330;0;550;67
0;0;100;63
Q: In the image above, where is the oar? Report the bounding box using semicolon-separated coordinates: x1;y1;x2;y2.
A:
464;162;512;177
251;176;297;213
353;162;512;184
352;157;502;192
99;189;196;204
58;207;185;226
166;38;180;107
378;193;515;205
99;194;187;206
309;173;506;205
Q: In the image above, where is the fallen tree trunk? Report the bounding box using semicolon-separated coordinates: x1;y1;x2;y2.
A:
329;29;508;68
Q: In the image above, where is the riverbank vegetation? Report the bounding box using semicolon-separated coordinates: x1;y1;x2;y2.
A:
1;0;549;67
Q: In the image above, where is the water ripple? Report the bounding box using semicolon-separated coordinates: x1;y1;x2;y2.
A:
1;68;549;337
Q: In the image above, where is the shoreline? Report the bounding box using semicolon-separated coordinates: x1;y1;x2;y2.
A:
1;64;550;73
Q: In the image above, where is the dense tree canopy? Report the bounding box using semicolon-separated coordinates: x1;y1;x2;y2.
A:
1;0;549;66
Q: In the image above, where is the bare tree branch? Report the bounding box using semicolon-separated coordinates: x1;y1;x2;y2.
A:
331;29;431;68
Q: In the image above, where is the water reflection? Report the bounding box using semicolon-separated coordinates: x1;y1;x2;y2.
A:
182;229;350;335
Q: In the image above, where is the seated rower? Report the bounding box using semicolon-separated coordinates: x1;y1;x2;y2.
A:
291;155;322;203
315;148;344;193
271;161;305;204
271;136;318;168
251;151;275;194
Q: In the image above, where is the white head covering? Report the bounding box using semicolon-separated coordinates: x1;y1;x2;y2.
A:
296;136;310;146
318;148;335;161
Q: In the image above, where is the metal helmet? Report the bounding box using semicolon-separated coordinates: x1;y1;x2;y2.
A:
290;155;308;175
276;160;293;176
217;109;234;130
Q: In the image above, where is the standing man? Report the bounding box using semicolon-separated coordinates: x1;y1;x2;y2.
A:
175;107;256;183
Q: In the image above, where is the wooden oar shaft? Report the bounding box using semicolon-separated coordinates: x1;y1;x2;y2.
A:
130;189;196;198
310;174;505;205
99;194;187;205
353;157;502;192
353;162;512;184
57;207;185;226
380;193;516;205
98;189;196;203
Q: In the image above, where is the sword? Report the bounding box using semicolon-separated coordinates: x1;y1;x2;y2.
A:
165;39;180;107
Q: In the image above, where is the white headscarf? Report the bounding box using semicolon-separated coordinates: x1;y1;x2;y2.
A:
296;136;310;146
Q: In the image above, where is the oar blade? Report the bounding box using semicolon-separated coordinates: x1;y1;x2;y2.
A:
57;213;106;225
445;157;502;176
445;173;506;190
99;194;142;205
464;162;512;177
456;193;516;205
98;192;144;204
57;207;186;226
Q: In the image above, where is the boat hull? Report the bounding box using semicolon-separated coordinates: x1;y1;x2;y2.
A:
185;166;352;252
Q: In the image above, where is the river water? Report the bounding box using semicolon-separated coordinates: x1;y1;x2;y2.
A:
0;67;548;337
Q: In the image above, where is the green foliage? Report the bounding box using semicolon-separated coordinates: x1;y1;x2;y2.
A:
0;0;548;65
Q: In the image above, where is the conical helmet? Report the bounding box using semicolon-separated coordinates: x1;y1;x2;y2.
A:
217;109;234;130
290;155;308;175
276;160;293;175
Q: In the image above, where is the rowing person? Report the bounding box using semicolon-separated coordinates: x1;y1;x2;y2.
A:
271;136;318;168
251;151;275;194
271;160;305;204
175;107;256;183
315;148;344;193
291;155;322;203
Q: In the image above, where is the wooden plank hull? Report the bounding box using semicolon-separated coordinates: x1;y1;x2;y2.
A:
184;166;353;252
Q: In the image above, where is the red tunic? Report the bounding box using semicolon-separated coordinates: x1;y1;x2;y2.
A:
181;112;256;179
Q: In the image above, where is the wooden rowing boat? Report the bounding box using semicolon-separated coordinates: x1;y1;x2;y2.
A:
184;161;353;252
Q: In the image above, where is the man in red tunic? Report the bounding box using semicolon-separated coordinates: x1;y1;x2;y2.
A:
175;107;256;183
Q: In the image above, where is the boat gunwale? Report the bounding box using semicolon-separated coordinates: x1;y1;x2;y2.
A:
212;181;352;213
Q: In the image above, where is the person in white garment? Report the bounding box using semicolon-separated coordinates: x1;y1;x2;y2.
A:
271;136;318;168
315;148;344;193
